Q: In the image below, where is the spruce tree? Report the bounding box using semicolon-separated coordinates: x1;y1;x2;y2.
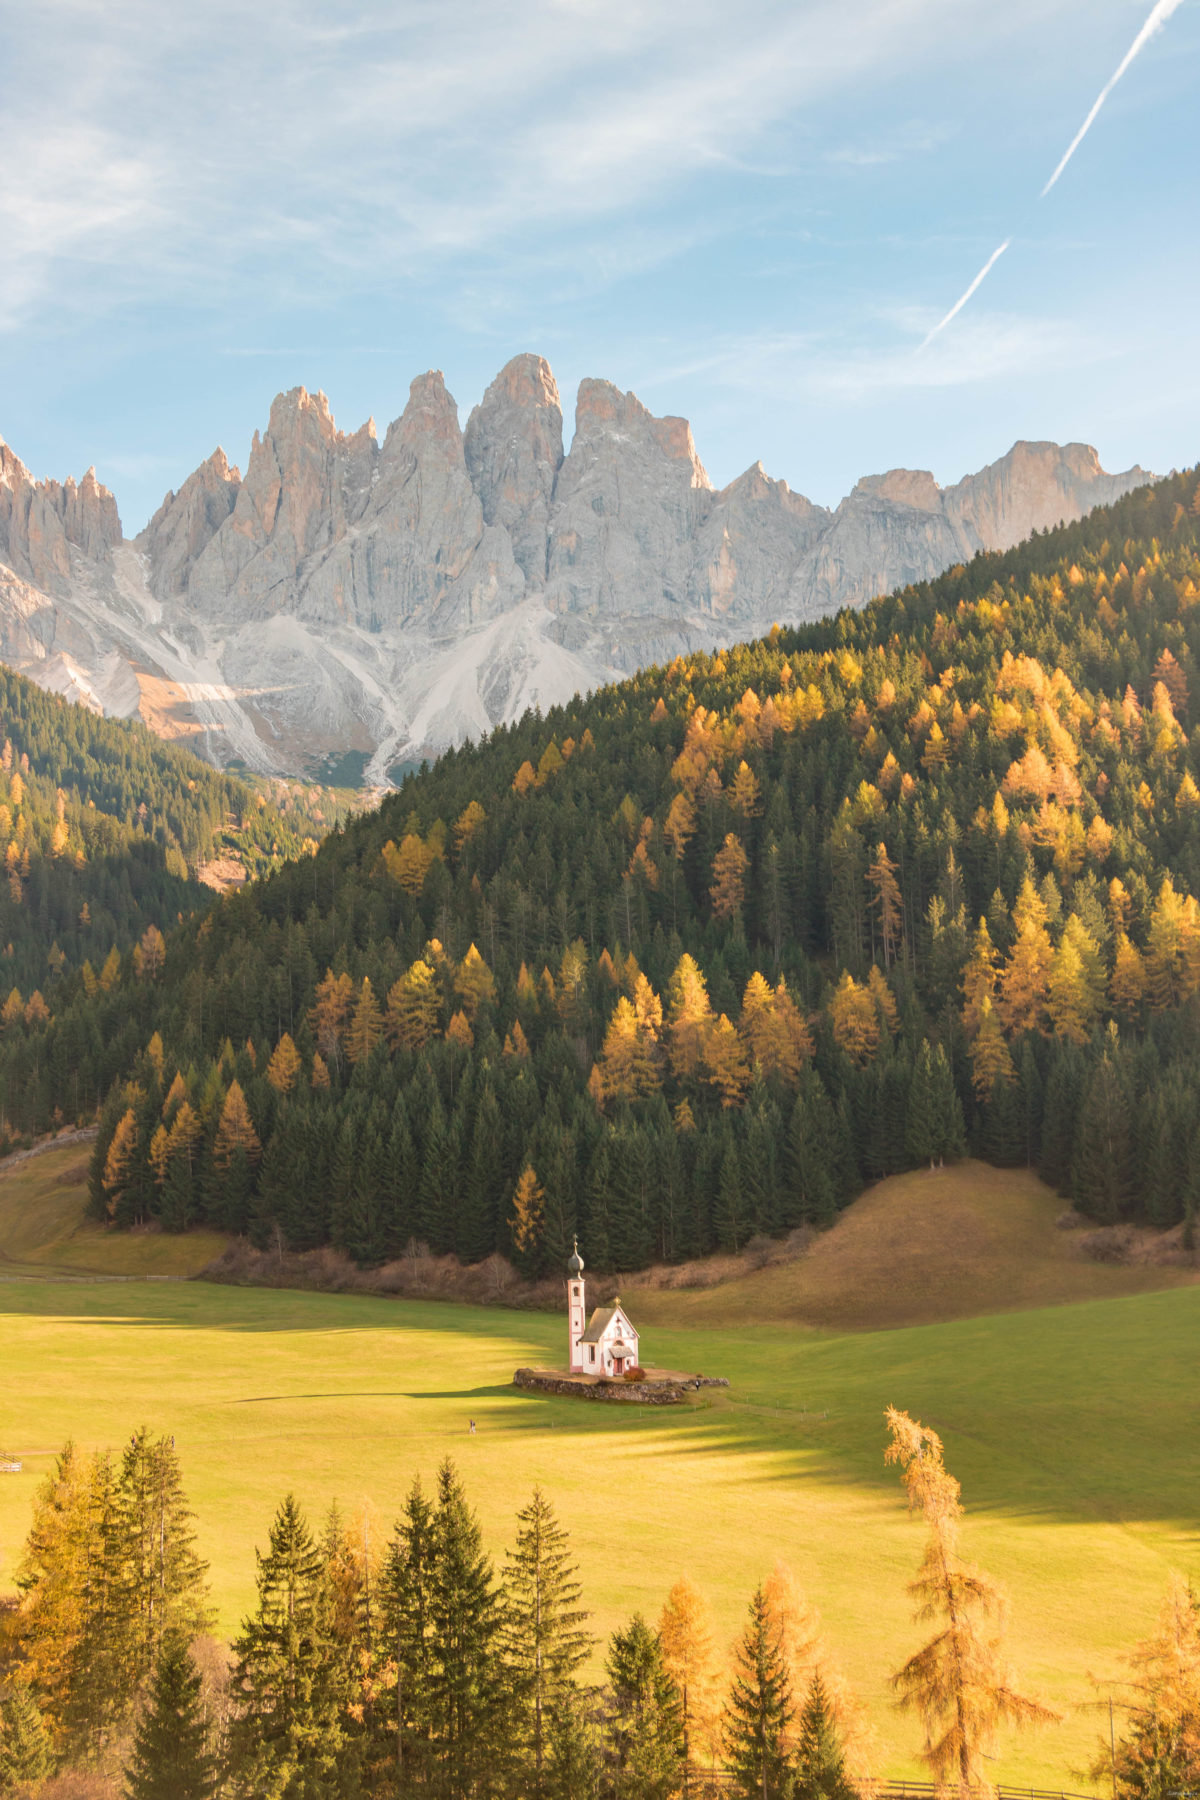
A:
723;1586;794;1800
123;1636;219;1800
1073;1053;1135;1223
792;1672;856;1800
503;1488;593;1794
605;1614;684;1800
0;1683;52;1789
544;1693;602;1800
379;1474;437;1790
115;1427;213;1684
228;1492;346;1798
426;1458;507;1798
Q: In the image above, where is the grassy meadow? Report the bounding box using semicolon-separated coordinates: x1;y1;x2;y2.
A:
1;1148;1198;1784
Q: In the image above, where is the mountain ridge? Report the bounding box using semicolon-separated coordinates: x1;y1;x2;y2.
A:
0;358;1152;783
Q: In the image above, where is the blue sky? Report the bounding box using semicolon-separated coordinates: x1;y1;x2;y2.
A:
1;0;1196;532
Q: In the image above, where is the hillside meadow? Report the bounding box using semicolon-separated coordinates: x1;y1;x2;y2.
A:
1;1197;1198;1785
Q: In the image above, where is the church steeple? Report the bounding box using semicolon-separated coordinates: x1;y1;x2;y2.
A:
567;1238;586;1370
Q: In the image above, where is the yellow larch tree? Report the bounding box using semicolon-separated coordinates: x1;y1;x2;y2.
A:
867;841;904;966
960;918;1000;1039
828;972;879;1064
385;960;441;1051
1110;932;1147;1020
509;1166;544;1254
702;1014;750;1109
710;833;750;925
266;1033;303;1095
346;977;384;1065
659;1577;722;1770
456;944;497;1020
309;969;355;1066
667;954;714;1080
101;1109;140;1220
970;996;1015;1101
212;1080;261;1174
885;1406;1056;1788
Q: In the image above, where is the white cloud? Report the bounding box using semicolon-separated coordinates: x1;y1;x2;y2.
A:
0;0;1088;332
641;306;1110;408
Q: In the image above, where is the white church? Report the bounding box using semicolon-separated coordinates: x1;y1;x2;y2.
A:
566;1240;641;1377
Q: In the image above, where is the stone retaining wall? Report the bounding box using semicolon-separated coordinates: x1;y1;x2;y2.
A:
513;1368;728;1405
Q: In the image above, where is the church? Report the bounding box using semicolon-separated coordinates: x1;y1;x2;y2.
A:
565;1240;640;1377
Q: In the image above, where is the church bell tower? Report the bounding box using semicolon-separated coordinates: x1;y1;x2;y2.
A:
567;1238;586;1371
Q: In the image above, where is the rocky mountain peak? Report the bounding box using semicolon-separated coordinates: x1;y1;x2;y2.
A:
852;469;943;511
0;364;1154;784
464;353;564;585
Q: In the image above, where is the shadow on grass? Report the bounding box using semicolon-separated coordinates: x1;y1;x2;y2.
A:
3;1276;1200;1535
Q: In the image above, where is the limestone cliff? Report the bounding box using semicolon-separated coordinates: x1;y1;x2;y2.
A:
0;358;1153;782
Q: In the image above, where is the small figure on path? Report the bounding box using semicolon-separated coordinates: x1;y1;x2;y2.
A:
469;1418;476;1434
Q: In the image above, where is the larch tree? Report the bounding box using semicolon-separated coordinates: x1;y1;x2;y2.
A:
386;959;441;1052
711;833;750;925
659;1576;721;1778
346;976;384;1064
884;1406;1055;1789
1100;1572;1200;1800
266;1032;302;1095
667;955;714;1081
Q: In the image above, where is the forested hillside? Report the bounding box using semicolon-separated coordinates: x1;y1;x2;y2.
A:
0;665;329;998
5;467;1200;1268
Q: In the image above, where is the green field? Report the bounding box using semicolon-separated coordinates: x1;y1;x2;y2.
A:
2;1259;1198;1787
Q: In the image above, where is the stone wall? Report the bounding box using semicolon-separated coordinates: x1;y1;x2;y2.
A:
513;1368;728;1405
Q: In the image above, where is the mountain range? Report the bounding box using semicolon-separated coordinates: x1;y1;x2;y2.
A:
0;353;1151;784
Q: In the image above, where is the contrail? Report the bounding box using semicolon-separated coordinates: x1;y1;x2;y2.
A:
1042;0;1185;195
919;238;1011;348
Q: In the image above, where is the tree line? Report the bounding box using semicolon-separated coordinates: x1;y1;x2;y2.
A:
4;471;1200;1258
3;1413;1189;1800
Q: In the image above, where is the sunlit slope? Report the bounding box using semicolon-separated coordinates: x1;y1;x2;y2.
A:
633;1160;1198;1332
0;1143;226;1278
1;1276;1198;1785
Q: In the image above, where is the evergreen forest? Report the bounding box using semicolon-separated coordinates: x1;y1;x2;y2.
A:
0;665;336;1016
5;469;1200;1268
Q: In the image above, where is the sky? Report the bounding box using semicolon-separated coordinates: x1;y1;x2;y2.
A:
0;0;1196;533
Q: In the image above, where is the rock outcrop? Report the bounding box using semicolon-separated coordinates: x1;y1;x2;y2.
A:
0;436;121;594
0;358;1153;782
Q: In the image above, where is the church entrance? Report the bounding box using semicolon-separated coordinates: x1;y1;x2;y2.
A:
612;1357;625;1374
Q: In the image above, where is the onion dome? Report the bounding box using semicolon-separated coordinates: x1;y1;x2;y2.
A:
567;1236;585;1276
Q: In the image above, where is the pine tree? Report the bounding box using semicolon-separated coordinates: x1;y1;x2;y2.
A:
503;1488;593;1794
792;1672;856;1800
723;1586;794;1800
123;1636;219;1800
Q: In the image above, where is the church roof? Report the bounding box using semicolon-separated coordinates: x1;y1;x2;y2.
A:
580;1304;638;1345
